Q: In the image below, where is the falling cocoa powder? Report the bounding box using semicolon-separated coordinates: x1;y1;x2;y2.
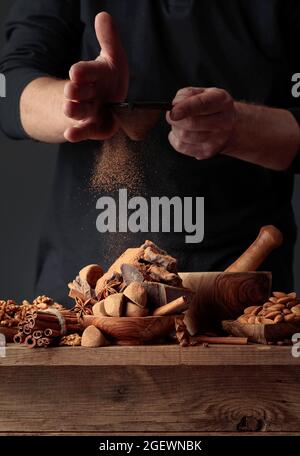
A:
90;131;144;194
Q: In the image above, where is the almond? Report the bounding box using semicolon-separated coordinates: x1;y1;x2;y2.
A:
274;314;284;324
261;318;275;325
250;306;263;316
257;309;267;316
266;304;285;312
264;310;281;320
269;297;278;304
248;315;256;324
288;292;297;299
273;292;286;298
287;301;298;309
244;305;259;315
263;302;272;309
291;304;300;316
237;316;249;324
277;296;293;304
282;309;291;315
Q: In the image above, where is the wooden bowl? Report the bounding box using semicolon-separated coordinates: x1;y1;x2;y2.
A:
180;271;272;335
223;319;300;344
82;315;176;345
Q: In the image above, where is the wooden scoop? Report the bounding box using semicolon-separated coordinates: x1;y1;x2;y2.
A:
108;101;172;141
225;225;283;273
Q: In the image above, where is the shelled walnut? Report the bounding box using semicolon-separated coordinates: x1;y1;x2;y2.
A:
0;297;65;328
237;291;300;325
59;333;82;347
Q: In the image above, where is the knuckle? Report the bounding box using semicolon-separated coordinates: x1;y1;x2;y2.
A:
224;98;234;112
177;128;189;142
195;94;206;109
186;117;198;130
73;61;85;73
171;133;186;152
177;86;196;95
176;138;185;151
64;102;73;118
212;87;232;103
201;142;216;158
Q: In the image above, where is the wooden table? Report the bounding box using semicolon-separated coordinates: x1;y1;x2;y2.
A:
0;344;300;435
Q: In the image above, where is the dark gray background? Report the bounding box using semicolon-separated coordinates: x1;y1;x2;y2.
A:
0;1;299;301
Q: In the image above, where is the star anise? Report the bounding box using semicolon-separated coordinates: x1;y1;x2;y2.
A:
96;271;125;301
72;297;94;318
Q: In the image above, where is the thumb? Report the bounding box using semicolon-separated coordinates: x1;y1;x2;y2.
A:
95;12;127;67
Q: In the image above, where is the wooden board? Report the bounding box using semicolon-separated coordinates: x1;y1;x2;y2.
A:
1;344;300;366
0;345;300;435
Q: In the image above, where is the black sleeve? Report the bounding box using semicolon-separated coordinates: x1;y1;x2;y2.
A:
280;0;300;172
0;0;83;139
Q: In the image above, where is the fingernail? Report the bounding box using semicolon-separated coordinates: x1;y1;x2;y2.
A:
173;94;186;104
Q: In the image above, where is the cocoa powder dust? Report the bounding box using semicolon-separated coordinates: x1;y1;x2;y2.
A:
90;131;144;194
89;131;146;265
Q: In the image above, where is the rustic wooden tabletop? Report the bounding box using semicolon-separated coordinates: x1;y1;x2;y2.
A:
0;344;299;435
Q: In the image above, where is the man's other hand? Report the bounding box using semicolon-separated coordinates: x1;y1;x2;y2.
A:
167;87;236;160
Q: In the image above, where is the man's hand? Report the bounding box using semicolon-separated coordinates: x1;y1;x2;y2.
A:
167;87;236;160
63;12;129;142
167;86;300;170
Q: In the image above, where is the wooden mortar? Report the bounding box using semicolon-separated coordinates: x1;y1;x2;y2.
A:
182;225;282;335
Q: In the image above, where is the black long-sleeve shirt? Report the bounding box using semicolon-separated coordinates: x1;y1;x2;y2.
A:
0;0;300;303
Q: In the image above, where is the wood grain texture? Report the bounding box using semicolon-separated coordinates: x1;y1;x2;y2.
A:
1;344;300;366
0;365;300;433
223;319;300;344
225;225;283;273
181;272;271;335
81;315;176;345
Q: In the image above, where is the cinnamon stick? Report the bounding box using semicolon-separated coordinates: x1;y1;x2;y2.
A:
13;333;24;344
191;336;248;345
153;296;188;316
22;324;32;335
25;335;36;348
44;328;61;338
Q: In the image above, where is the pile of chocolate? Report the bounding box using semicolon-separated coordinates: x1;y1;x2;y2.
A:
68;240;188;318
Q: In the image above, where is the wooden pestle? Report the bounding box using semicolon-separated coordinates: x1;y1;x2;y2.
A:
225;225;283;273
